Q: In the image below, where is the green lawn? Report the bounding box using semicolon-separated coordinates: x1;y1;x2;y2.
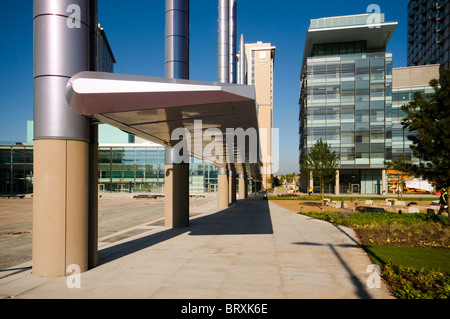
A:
363;245;450;272
298;210;450;298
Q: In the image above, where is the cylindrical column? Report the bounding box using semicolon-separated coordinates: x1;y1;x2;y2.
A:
229;0;237;84
229;170;237;203
165;0;190;228
33;0;91;141
33;0;93;277
239;34;246;85
335;169;340;195
382;169;387;194
218;167;229;209
218;0;229;83
165;0;189;79
238;173;246;199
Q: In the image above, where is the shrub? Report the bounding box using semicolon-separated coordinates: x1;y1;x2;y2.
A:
382;262;450;299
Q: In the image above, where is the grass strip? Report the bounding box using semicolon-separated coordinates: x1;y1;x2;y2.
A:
363;244;450;272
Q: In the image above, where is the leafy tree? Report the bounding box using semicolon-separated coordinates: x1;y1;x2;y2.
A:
401;69;450;216
272;175;281;187
301;139;339;209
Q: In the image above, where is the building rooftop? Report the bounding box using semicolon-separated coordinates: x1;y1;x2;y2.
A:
309;13;385;30
301;13;398;76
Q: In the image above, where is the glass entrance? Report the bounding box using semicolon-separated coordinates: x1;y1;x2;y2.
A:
352;184;360;194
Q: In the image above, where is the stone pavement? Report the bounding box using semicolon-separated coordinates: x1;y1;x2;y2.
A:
0;197;393;299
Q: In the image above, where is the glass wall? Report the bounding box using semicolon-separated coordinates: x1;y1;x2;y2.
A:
98;146;219;194
339;169;382;195
0;145;219;195
0;145;34;194
300;43;393;194
304;51;392;170
391;86;435;161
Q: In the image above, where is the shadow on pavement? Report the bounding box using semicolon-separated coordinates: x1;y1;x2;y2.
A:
292;222;373;299
98;197;272;266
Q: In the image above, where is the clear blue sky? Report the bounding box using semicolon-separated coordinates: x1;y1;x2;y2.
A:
0;0;409;173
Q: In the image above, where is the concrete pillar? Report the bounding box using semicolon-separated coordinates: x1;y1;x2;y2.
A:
164;149;189;228
164;0;190;228
382;169;387;194
335;169;340;195
229;170;237;203
32;0;94;277
218;167;229;209
245;175;249;196
238;173;246;199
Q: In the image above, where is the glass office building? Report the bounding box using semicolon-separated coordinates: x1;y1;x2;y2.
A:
98;145;218;193
0;143;218;195
407;0;449;70
299;14;398;194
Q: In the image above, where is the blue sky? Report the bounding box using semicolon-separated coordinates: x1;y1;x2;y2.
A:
0;0;409;173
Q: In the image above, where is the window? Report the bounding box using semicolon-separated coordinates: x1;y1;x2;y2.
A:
341;105;355;120
326;127;340;140
326;84;340;99
371;82;385;98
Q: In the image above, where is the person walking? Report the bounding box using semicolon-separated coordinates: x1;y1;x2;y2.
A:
438;188;448;215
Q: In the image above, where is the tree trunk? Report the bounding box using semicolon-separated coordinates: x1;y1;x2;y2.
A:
447;192;449;223
321;182;324;211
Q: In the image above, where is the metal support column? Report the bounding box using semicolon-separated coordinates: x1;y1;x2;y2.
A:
33;0;94;277
218;0;229;83
164;0;190;228
229;0;237;84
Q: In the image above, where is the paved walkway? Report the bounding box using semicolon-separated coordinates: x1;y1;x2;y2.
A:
0;197;393;299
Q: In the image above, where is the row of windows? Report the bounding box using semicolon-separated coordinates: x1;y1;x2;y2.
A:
0;147;33;164
307;83;388;100
0;147;221;194
312;41;366;57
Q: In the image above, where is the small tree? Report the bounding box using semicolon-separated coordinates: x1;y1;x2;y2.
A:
301;139;339;210
401;69;450;217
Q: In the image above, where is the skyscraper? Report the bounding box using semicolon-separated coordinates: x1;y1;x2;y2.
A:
245;42;276;190
407;0;450;70
299;13;398;195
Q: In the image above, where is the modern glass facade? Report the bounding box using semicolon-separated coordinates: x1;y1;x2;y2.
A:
98;145;218;193
300;50;392;194
0;145;34;194
0;145;219;195
299;13;398;194
391;85;435;161
407;0;450;70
